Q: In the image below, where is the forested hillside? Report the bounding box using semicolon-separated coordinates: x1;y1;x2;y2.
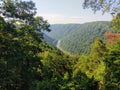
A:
43;33;57;45
60;21;111;54
44;24;82;40
44;21;112;54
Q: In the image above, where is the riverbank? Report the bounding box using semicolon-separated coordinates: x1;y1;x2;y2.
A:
56;40;71;55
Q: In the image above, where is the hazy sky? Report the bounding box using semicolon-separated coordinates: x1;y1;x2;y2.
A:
30;0;112;24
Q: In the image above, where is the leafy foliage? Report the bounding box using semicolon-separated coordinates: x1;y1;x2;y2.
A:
83;0;120;15
83;0;120;32
110;13;120;32
83;0;120;89
103;40;120;90
74;39;107;83
0;0;50;89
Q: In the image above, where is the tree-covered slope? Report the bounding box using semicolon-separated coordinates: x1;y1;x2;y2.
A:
44;24;82;40
44;21;111;55
43;33;57;45
60;21;110;54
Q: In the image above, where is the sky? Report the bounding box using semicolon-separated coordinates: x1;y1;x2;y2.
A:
29;0;112;24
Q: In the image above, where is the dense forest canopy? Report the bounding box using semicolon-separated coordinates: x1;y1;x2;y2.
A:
0;0;120;90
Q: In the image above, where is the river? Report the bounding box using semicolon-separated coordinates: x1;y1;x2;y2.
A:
56;40;71;55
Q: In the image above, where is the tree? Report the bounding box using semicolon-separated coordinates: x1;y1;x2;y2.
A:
0;0;50;89
110;13;120;32
0;0;36;23
83;0;119;14
73;39;108;89
35;49;73;90
73;55;99;90
83;0;120;32
104;40;120;90
83;1;120;89
88;38;107;85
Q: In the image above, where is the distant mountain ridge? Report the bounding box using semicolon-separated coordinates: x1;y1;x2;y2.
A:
43;21;112;55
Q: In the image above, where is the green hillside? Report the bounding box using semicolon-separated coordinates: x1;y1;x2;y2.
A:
60;21;111;54
44;21;111;55
44;24;82;40
43;33;57;45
